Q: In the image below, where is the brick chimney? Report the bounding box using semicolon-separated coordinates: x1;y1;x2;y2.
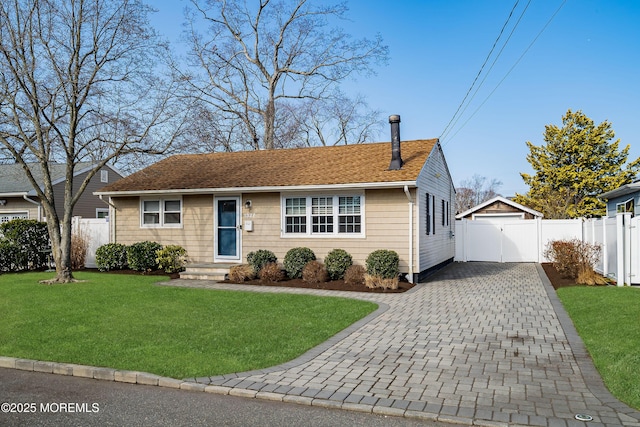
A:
388;115;403;170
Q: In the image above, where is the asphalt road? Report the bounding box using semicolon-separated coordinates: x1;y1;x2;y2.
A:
0;368;461;427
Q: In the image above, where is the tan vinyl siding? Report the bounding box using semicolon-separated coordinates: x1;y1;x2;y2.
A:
0;197;40;221
241;190;412;272
112;195;214;263
417;144;456;272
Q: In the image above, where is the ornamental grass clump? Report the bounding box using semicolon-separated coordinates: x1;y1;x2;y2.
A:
544;239;605;285
259;262;285;282
344;264;365;286
302;261;328;284
324;249;353;280
284;247;316;279
229;264;256;282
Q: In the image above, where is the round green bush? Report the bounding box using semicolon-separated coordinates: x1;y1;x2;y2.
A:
247;249;278;274
126;241;162;271
324;249;353;280
95;243;128;271
156;245;188;273
365;249;399;279
283;247;316;279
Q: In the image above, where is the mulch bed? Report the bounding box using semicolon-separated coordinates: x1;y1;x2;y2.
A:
540;262;604;290
221;277;416;293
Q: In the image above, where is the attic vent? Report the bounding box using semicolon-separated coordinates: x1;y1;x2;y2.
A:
388;115;403;170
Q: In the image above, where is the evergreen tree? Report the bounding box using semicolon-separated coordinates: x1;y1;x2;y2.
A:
515;109;640;218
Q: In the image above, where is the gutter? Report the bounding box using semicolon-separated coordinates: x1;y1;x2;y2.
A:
94;181;418;197
403;185;414;283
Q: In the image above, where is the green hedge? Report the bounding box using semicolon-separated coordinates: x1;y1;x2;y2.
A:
0;219;50;271
95;243;129;271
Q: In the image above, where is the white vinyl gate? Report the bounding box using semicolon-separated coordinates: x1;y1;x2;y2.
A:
455;218;583;263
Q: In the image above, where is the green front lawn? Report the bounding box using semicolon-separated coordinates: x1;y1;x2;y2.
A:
0;272;377;379
557;286;640;410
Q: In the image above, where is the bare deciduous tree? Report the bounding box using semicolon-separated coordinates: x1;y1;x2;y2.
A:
184;0;388;150
0;0;186;283
456;175;502;214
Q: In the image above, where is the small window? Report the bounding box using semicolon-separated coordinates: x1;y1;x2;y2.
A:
141;198;182;227
100;170;109;183
442;199;446;226
616;198;634;217
96;208;109;219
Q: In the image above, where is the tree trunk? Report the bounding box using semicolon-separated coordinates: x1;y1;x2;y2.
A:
263;98;276;150
44;210;75;284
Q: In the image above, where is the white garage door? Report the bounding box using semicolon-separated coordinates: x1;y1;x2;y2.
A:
457;219;539;262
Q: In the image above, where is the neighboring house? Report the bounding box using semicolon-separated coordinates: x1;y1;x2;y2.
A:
456;196;543;222
95;117;456;283
0;162;124;223
599;181;640;218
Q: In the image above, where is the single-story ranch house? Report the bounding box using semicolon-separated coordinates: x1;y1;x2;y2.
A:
95;116;456;283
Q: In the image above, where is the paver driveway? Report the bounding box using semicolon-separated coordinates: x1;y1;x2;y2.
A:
183;262;640;427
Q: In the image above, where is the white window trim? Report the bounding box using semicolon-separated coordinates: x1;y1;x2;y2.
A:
280;193;365;238
96;208;109;219
140;197;183;228
100;170;109;183
0;211;29;223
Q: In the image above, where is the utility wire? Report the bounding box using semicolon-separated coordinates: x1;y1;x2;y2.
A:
441;0;532;143
442;0;567;145
439;0;520;142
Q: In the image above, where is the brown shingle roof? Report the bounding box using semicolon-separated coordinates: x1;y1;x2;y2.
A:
98;139;438;193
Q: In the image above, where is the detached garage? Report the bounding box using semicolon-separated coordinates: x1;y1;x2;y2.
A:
455;197;545;262
456;196;543;223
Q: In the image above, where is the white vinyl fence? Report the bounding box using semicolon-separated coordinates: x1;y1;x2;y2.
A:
455;218;582;263
456;214;640;286
72;217;109;268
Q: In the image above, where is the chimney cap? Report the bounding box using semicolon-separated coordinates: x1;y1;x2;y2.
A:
389;114;401;123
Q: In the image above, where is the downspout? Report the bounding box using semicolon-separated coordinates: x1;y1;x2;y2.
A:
22;195;42;221
404;185;414;283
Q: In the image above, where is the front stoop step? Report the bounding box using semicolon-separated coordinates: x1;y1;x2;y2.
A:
179;263;236;281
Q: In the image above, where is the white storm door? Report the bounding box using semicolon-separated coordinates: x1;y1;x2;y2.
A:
215;197;241;261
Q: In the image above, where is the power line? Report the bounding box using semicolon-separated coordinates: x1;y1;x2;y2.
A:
439;0;521;142
442;0;567;145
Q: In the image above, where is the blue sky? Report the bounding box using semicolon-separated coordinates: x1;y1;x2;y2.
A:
149;0;640;196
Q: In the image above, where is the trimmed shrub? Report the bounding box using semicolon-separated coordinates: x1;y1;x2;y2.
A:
284;247;316;279
365;249;400;279
156;245;188;273
324;249;353;280
544;239;601;280
364;274;399;290
302;261;328;284
95;243;128;271
229;264;256;282
344;264;366;286
247;249;278;275
259;262;285;282
0;219;49;270
127;241;163;271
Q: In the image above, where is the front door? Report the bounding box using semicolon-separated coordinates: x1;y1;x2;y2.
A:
215;197;241;261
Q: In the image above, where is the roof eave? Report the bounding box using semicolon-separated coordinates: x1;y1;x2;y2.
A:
94;181;418;197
